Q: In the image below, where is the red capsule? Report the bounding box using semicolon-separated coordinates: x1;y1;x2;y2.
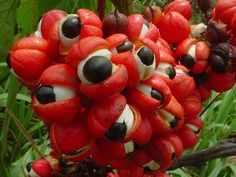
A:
176;116;204;148
93;138;135;169
68;36;128;100
158;11;190;44
127;14;160;42
146;133;183;171
87;94;141;142
142;6;163;27
126;73;172;113
118;164;144;177
32;64;81;124
206;69;235;92
164;0;192;20
214;0;236;28
9;36;51;88
35;10;67;40
179;91;202;117
171;65;196;101
148;96;184;135
49;119;94;162
47;9;103;57
176;38;210;74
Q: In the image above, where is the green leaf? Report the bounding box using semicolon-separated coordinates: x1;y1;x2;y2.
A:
168;168;191;177
16;0;34;36
36;0;68;16
0;62;9;84
208;159;224;177
0;0;19;55
228;164;236;176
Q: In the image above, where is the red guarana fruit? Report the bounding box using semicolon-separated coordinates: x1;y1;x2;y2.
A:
158;11;190;44
214;0;236;27
142;5;163;27
164;0;192;21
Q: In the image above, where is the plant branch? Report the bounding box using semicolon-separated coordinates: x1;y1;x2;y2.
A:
6;109;44;159
200;93;222;116
97;0;106;20
171;137;236;169
110;0;133;16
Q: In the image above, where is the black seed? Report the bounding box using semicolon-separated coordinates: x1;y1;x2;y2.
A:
26;162;33;172
192;72;208;86
6;54;11;69
83;56;112;84
179;54;195;69
62;15;81;39
134;142;147;150
151;88;164;105
36;85;56;104
171;152;175;160
170;118;179;128
143;166;152;172
137;47;154;66
211;43;230;58
143;19;150;28
210;54;227;73
104;122;127;141
167;66;176;79
121;87;128;96
116;40;133;53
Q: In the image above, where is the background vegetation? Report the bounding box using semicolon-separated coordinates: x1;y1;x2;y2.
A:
0;0;235;177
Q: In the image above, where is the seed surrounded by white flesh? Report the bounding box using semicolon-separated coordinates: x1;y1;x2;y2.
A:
157;109;179;128
134;46;156;81
139;20;150;38
137;84;164;104
105;105;134;141
185;123;200;133
36;85;76;104
78;49;118;84
155;62;176;79
59;14;81;48
111;40;134;55
179;45;196;69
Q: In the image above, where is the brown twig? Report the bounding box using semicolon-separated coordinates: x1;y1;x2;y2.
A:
171;137;236;169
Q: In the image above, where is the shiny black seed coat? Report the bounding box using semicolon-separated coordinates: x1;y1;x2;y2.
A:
62;16;81;38
170;118;179;128
168;66;176;79
104;122;127;141
151;88;164;105
179;54;195;69
36;85;56;104
83;56;112;84
137;47;154;66
116;40;133;53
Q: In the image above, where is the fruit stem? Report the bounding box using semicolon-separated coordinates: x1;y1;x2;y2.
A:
110;0;133;16
97;0;106;20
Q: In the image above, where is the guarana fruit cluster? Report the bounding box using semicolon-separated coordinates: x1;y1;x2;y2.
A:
7;0;236;176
